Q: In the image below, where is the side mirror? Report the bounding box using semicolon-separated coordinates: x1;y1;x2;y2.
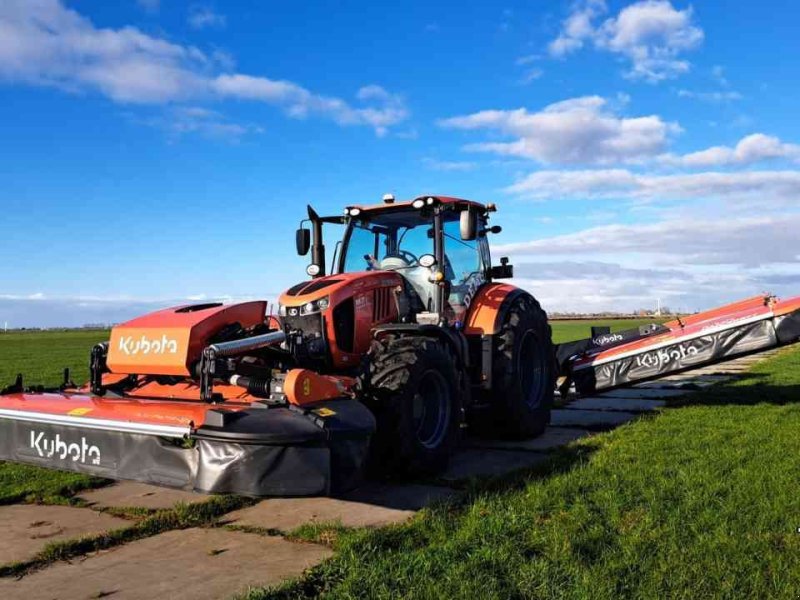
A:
460;209;477;241
296;228;310;256
490;256;514;279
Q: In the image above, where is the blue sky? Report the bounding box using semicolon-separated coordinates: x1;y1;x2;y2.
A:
1;0;799;327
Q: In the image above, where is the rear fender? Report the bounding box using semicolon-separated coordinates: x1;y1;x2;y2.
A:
463;284;530;391
464;284;528;336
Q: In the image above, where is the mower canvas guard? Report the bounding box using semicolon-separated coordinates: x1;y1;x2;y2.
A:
0;390;375;497
559;294;800;395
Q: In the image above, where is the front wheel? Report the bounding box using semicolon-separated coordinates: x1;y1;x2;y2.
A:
365;335;461;476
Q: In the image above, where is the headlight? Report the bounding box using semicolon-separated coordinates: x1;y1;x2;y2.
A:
293;296;330;315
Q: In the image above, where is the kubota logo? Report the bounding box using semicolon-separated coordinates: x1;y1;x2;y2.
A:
635;344;699;369
29;431;101;465
118;334;179;355
594;333;623;346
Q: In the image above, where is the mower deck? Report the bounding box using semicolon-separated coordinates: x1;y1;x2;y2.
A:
562;294;800;394
0;392;375;497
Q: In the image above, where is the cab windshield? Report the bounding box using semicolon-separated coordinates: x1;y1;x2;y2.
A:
341;210;435;273
339;208;485;314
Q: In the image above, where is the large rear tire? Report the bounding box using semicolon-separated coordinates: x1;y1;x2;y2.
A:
365;335;461;476
482;294;555;438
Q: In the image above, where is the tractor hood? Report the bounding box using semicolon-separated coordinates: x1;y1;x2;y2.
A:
278;272;404;308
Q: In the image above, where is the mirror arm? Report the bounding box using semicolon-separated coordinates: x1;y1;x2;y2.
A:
308;205;326;278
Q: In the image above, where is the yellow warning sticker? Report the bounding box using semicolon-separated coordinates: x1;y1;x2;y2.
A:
313;408;336;418
68;407;93;416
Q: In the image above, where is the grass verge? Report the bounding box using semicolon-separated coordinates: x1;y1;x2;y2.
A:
0;462;109;506
248;346;800;600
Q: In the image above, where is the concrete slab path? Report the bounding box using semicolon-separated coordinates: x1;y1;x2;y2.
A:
224;483;457;532
566;397;666;412
550;409;638;428
468;427;590;452
0;528;331;600
0;505;129;566
78;482;211;511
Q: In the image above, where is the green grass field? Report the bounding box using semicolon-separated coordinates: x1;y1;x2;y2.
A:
0;329;109;388
3;327;799;598
252;347;800;600
0;320;656;389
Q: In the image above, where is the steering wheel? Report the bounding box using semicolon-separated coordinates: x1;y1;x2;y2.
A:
394;249;419;265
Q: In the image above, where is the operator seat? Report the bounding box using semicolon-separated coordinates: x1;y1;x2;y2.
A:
379;256;437;313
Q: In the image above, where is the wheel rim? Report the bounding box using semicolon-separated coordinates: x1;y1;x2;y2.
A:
412;370;451;449
519;330;547;409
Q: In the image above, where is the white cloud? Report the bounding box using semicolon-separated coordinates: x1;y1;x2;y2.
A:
137;0;160;13
138;106;263;140
0;293;269;328
548;0;608;57
188;6;226;30
213;76;408;136
422;158;478;172
512;265;799;314
711;64;728;87
439;95;679;165
0;0;408;135
548;0;704;82
505;167;800;204
677;89;742;102
515;54;541;65
518;68;544;84
494;217;800;312
658;133;800;167
495;214;800;267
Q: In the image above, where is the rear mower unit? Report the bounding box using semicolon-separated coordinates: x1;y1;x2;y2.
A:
557;294;800;395
0;195;556;496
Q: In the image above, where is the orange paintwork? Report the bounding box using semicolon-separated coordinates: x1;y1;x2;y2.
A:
282;369;355;406
86;373;256;403
107;301;267;376
773;295;800;317
0;391;248;429
662;294;770;329
463;283;517;335
573;293;780;368
279;271;403;368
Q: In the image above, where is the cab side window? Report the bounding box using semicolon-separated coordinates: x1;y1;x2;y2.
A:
443;218;485;309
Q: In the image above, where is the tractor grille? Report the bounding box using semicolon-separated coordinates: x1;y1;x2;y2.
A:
373;287;393;322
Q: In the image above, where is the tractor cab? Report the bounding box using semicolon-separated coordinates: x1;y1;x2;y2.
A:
296;195;510;326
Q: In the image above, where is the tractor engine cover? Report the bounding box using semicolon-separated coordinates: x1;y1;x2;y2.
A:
107;301;267;376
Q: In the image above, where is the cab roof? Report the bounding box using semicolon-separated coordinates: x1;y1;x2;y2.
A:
348;195;491;214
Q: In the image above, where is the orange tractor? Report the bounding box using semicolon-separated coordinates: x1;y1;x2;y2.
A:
0;195;555;496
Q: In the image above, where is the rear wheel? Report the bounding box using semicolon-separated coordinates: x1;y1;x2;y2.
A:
365;335;461;476
481;294;555;438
